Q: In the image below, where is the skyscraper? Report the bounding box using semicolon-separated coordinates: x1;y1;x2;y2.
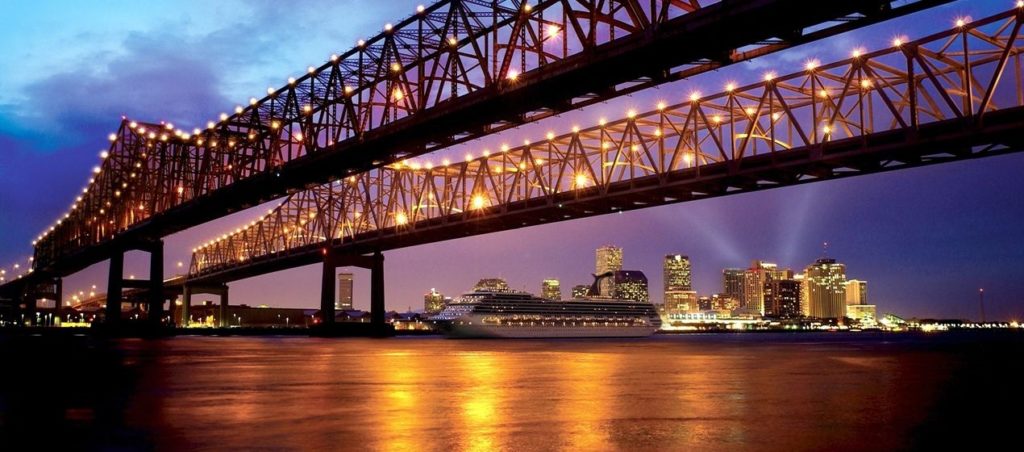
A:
337;273;354;310
845;280;868;305
541;278;562;300
424;288;445;314
722;268;745;305
742;260;784;315
763;279;802;319
663;254;692;292
612;270;648;303
804;258;847;319
595;245;623;296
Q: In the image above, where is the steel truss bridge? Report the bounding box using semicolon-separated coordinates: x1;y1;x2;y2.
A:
6;0;1024;331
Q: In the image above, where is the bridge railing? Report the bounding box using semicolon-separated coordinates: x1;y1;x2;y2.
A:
189;7;1024;277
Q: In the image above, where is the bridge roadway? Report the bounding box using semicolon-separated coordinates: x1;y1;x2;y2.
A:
185;6;1024;324
23;0;942;277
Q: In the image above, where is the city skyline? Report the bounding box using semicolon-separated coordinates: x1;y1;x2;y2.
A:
2;1;1023;321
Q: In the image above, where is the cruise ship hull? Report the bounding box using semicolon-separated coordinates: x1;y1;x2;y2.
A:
439;322;658;339
431;290;661;339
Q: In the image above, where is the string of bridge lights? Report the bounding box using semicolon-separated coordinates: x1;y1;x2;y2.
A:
190;9;1009;256
13;3;1016;277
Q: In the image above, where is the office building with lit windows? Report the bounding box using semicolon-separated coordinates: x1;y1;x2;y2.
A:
595;245;623;296
663;254;692;292
541;278;562;300
571;285;590;299
337;273;354;310
612;270;648;303
424;288;446;314
804;258;847;319
763;279;802;319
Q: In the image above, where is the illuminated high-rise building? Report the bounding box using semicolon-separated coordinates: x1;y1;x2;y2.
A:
571;285;590;299
722;268;745;305
336;273;354;310
595;245;623;296
804;258;847;319
845;280;868;305
541;278;562;300
742;260;785;315
612;270;648;303
663;254;692;292
424;288;446;314
763;279;802;319
474;278;509;292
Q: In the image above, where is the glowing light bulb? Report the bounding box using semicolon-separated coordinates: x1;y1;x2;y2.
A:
546;24;560;39
805;59;819;71
689;91;701;102
507;69;520;81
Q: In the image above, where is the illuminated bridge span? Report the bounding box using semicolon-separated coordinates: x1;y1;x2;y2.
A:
187;7;1024;324
27;0;938;275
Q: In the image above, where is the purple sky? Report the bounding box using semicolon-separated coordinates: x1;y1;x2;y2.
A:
1;0;1022;321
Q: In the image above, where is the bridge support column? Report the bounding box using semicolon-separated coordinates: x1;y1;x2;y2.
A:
370;251;385;327
106;251;124;325
219;288;229;328
148;240;164;328
181;286;191;327
320;252;336;326
21;289;36;327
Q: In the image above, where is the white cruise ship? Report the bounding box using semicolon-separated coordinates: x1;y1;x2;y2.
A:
430;289;661;338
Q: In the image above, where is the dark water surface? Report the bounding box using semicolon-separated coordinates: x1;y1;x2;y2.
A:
1;332;1021;451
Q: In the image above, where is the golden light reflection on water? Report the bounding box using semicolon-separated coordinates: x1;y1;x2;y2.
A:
455;351;510;452
556;352;616;450
369;350;424;452
111;336;967;451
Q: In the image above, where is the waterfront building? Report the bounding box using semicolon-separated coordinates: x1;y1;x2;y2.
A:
571;285;590;299
795;273;810;317
337;273;354;310
596;245;623;296
846;280;868;305
847;304;878;325
473;278;509;292
697;296;713;311
664;290;698;315
541;278;562;300
711;293;739;312
763;279;802;319
424;288;446;314
804;258;847;319
663;254;692;292
722;268;745;304
612;270;649;303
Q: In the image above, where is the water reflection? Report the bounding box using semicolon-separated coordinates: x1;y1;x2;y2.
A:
555;351;615;449
2;333;1016;451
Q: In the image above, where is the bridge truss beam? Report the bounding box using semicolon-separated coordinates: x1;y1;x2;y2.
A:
23;0;945;278
188;7;1024;283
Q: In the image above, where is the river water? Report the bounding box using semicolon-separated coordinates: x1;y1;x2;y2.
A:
1;332;1020;451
